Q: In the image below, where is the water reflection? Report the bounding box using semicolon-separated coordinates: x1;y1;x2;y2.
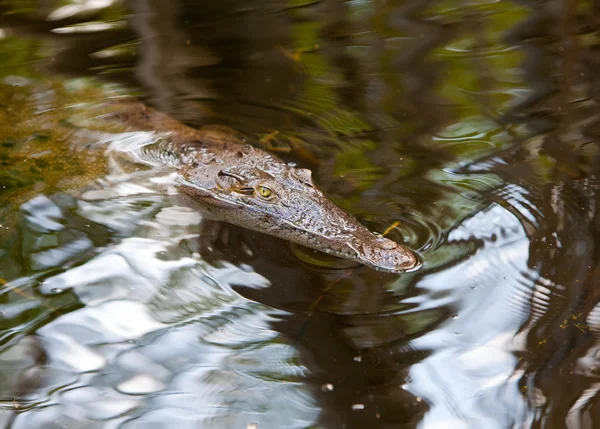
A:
1;0;600;428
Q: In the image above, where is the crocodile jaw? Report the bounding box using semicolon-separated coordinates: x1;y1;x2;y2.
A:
178;178;419;273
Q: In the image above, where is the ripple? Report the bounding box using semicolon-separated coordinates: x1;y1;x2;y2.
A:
4;1;600;427
117;374;166;395
508;269;560;327
587;305;600;336
20;196;64;233
60;386;140;420
6;185;317;427
103;130;181;169
493;183;543;228
403;201;533;428
391;211;445;253
148;262;271;324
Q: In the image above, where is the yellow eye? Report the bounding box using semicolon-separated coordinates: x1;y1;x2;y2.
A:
257;186;272;198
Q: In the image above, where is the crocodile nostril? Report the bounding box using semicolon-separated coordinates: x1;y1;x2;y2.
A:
378;238;398;250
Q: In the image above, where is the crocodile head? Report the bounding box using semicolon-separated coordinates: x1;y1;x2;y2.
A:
177;143;419;273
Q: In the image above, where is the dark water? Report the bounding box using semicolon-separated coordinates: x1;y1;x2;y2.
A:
0;1;600;428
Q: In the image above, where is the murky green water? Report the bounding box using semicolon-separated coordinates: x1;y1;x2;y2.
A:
0;1;599;428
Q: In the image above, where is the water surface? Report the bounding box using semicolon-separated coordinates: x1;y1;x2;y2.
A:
0;1;599;428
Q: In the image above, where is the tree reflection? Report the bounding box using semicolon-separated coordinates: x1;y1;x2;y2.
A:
3;0;600;427
465;0;600;425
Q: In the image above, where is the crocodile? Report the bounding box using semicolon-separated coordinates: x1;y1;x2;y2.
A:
111;101;420;273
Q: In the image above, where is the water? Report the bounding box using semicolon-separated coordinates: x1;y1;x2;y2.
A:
0;1;599;428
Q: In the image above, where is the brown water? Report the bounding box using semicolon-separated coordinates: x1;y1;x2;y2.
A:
0;1;599;428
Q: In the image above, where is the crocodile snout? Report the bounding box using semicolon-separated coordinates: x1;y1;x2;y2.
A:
359;236;420;273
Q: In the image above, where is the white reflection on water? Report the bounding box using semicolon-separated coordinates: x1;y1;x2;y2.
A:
5;121;583;429
407;204;532;429
7;130;321;429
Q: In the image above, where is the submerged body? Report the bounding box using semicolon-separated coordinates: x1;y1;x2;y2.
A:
112;102;419;273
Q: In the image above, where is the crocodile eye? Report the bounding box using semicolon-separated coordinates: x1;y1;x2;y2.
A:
257;186;273;199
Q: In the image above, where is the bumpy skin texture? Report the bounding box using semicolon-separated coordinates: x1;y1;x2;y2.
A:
113;101;419;273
